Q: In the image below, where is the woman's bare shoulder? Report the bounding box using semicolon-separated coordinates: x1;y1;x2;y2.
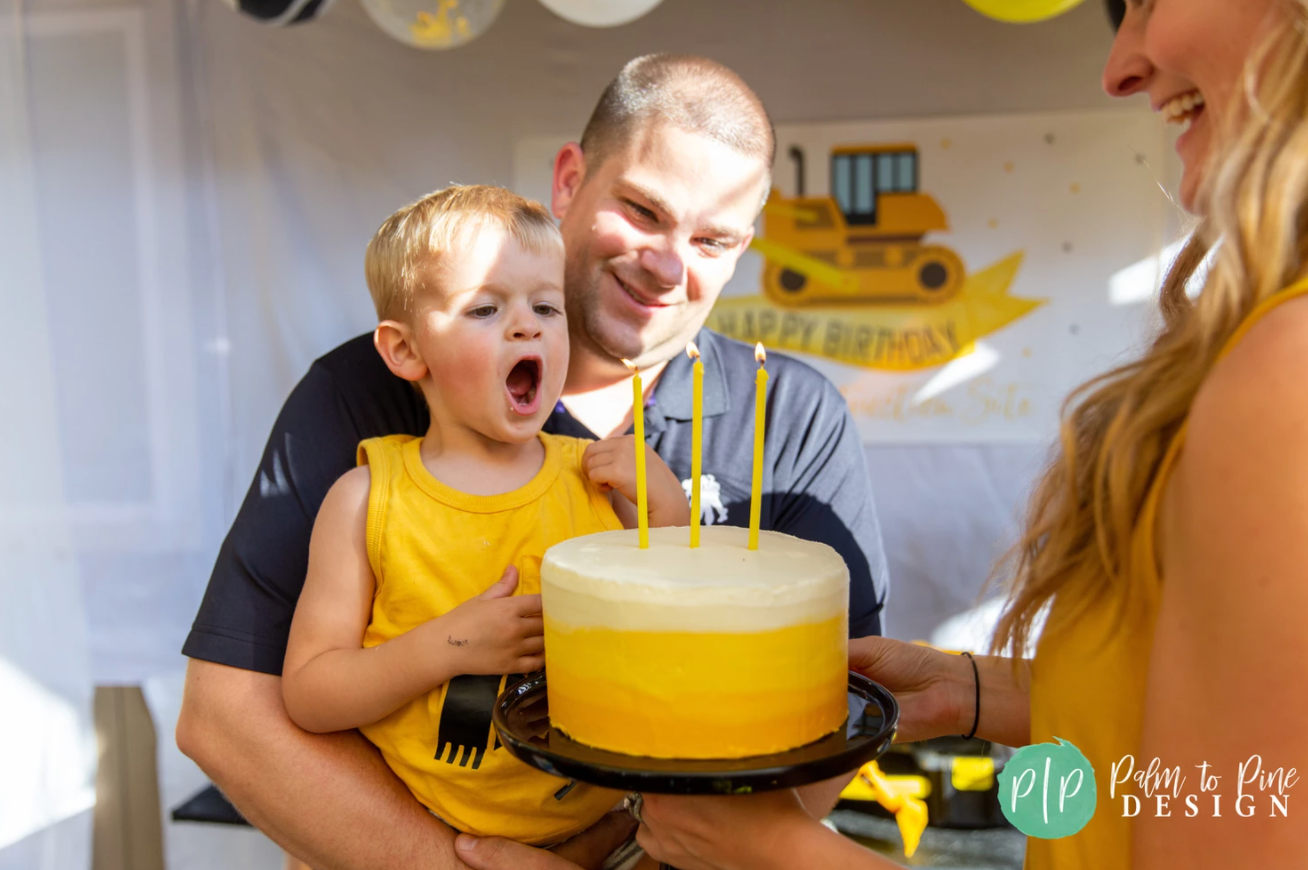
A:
1189;293;1308;452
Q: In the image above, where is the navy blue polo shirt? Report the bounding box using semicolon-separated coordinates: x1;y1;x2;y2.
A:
183;329;888;675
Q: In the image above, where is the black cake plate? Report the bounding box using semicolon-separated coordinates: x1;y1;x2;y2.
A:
492;670;899;796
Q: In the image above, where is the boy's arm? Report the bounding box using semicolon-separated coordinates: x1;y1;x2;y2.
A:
282;466;453;732
583;436;691;529
282;467;543;733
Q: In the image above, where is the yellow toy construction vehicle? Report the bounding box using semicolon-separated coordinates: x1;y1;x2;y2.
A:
840;760;931;858
756;144;966;308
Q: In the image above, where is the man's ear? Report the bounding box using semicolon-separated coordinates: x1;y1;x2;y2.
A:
551;142;586;221
373;321;428;383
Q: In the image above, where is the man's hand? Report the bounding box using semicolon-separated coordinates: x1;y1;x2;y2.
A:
177;659;464;869
454;809;636;870
455;835;581;870
637;790;812;870
426;566;544;675
584;436;691;529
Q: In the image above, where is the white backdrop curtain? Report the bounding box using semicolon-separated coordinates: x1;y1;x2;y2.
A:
2;0;96;863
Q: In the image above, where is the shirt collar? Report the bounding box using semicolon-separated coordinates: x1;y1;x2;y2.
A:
650;328;730;424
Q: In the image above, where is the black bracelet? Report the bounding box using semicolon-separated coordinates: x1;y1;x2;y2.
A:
960;651;980;740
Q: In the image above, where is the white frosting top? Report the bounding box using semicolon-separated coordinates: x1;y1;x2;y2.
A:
541;525;849;632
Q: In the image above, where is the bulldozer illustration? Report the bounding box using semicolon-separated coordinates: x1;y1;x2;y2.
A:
756;144;967;307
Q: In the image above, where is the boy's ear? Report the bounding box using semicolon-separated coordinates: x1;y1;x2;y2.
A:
551;142;586;221
373;321;427;383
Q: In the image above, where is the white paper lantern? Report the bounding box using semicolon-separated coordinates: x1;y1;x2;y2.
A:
536;0;664;28
361;0;505;49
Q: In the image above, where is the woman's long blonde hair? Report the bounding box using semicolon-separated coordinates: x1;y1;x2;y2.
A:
992;3;1308;657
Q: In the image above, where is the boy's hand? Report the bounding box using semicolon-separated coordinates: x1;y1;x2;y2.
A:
429;567;544;675
584;436;691;529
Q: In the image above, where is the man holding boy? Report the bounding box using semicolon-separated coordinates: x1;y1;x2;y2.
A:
178;54;889;869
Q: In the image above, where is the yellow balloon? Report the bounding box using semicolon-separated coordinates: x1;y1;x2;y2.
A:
960;0;1088;23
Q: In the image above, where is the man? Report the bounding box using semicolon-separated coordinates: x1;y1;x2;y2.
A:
177;54;888;870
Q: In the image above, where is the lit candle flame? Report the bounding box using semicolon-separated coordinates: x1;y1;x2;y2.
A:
622;358;637;373
755;342;767;365
686;341;700;362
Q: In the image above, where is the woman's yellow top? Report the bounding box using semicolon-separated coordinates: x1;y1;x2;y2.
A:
1026;279;1308;869
355;433;623;845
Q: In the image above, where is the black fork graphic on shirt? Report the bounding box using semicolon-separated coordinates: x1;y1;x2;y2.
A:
434;674;523;769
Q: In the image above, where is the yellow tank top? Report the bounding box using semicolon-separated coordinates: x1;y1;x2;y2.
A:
355;433;624;845
1026;278;1308;870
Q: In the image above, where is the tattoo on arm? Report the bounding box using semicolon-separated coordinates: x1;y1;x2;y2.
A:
447;636;468;647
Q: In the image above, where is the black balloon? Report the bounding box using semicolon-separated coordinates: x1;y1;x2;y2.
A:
222;0;338;26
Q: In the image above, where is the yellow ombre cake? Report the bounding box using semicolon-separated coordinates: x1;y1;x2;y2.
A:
540;525;849;759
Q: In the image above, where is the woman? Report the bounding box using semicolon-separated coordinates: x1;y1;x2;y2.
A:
455;1;1308;867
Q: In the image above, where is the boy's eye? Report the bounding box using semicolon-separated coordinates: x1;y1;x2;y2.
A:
534;303;561;316
469;305;497;318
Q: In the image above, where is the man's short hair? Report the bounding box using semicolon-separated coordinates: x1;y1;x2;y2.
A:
365;184;562;321
579;54;775;179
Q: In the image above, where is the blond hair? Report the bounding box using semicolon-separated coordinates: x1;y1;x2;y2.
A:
993;5;1308;657
365;185;562;321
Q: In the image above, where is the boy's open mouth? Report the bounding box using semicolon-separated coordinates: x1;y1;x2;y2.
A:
506;356;542;415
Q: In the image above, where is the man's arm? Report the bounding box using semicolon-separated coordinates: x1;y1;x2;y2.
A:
175;661;635;870
176;660;463;870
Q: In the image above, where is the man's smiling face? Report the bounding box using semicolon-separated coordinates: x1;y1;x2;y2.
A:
553;123;770;370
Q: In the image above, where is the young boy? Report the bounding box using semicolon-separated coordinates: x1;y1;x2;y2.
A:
281;186;688;852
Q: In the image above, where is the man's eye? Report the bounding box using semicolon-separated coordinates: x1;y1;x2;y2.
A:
699;238;728;253
470;305;496;318
627;201;656;221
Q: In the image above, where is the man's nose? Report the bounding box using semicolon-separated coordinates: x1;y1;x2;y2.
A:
639;238;687;290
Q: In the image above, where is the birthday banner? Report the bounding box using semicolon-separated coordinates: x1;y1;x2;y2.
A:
707;253;1039;371
514;108;1177;443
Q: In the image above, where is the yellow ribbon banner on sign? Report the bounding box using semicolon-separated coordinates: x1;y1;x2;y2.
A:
707;253;1044;372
